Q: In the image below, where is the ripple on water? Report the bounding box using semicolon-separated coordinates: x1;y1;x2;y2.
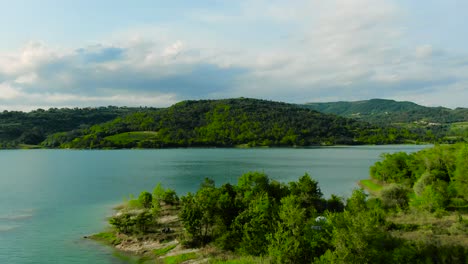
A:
0;224;20;232
0;208;35;221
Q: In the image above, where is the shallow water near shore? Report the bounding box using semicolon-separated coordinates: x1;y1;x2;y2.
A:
0;145;429;263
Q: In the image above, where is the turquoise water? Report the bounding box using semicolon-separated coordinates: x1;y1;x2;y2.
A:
0;146;428;263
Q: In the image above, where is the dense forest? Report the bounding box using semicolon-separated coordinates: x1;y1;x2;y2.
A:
369;143;468;212
1;98;465;149
42;98;432;149
303;99;468;124
303;99;468;142
0;106;154;148
98;144;468;263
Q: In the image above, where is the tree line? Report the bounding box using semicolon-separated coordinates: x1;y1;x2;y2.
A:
0;106;153;148
370;143;468;212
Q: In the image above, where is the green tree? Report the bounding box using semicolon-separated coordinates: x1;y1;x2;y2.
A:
323;191;390;264
235;192;276;256
134;211;154;233
268;195;325;263
452;144;468;200
109;213;135;234
162;189;179;205
411;181;448;212
152;183;165;204
346;189;368;213
138;191;153;209
380;184;411;210
289;173;324;214
179;178;219;245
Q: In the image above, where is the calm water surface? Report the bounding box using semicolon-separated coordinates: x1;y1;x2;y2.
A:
0;146;429;263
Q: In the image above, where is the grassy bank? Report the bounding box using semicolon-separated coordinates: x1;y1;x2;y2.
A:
358;178;384;195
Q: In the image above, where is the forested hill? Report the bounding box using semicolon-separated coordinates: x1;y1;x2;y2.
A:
41;98;421;149
0;106;154;148
303;98;468;125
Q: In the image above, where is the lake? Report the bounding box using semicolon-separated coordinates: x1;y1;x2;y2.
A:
0;145;429;263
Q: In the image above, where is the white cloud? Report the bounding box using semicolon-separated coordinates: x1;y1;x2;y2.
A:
415;45;434;59
0;0;468;110
0;82;22;99
14;73;38;84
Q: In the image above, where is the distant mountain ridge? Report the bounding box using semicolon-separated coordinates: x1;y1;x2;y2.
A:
302;99;468;125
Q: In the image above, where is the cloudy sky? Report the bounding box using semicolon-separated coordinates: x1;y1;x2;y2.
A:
1;0;467;111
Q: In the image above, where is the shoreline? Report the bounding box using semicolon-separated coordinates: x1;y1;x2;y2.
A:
2;142;433;151
86;203;209;264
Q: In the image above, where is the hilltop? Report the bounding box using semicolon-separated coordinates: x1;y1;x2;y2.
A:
303;98;468;125
41;98;419;149
303;99;468;142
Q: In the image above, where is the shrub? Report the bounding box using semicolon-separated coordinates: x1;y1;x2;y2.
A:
380;184;411;210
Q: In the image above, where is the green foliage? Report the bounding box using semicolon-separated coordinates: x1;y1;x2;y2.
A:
153;183;179;206
304;99;468;143
326;195;345;212
126;199;143;209
289;173;324;214
346;189;369;213
91;231;122;245
3;98;466;148
369;143;468;212
179;172;333;259
237;172;272;204
370;152;414;184
153;244;177;256
411;182;449;212
162;189;179;205
236;193;276;256
138;191;153;209
163;252;198;264
109;213;135;234
39;98;424;149
153;183;166;205
267;195;326;263
452;144;468;200
322;209;390;263
105;131;159;147
0;106;149;147
117;170;468;263
179;179;220;245
109;209;157;234
208;256;270;264
380;184;411;210
304;98;468;127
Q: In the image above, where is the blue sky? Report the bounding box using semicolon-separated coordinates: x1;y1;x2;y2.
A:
1;0;467;110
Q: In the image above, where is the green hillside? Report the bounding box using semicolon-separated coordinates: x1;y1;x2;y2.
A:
303;98;468;124
0;106;155;148
303;99;468;142
44;98;423;149
304;99;423;116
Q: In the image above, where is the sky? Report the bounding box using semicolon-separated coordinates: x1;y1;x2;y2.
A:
1;0;468;111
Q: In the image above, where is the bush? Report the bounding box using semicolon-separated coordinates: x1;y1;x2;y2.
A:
380;184;411;210
162;189;179;205
139;191;153;209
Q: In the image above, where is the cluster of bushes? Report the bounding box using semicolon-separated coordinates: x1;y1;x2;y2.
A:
108;184;179;235
370;143;468;212
178;173;342;262
178;173;468;263
106;159;468;263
